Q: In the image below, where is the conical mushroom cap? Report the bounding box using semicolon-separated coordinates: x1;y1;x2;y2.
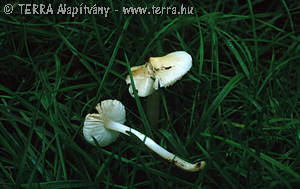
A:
149;51;192;89
83;100;126;146
125;64;155;97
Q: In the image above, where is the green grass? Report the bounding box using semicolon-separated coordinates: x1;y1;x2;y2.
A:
1;0;300;188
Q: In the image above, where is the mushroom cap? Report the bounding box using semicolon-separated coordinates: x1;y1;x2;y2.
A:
125;64;155;97
149;51;192;89
83;100;126;146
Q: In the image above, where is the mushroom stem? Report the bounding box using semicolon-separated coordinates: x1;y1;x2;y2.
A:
105;120;205;172
146;90;160;127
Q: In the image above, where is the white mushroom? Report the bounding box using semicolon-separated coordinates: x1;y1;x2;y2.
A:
126;51;192;96
83;99;205;172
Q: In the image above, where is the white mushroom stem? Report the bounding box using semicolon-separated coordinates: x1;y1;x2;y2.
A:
105;120;206;172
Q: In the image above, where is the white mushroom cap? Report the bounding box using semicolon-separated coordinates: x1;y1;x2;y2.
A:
125;64;155;97
125;51;192;97
83;100;126;146
149;51;192;89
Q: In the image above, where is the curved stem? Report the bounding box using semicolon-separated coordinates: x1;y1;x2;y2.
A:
106;120;205;172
